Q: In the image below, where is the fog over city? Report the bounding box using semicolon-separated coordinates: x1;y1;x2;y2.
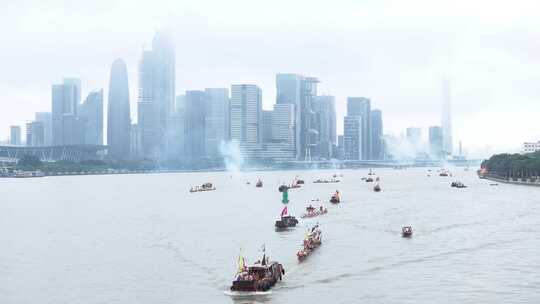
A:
1;0;540;157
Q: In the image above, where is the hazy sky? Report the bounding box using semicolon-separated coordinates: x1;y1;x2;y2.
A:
1;0;539;156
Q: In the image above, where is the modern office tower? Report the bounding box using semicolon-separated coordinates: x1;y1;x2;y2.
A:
231;84;262;144
9;126;21;145
271;103;296;145
175;94;186;113
406;127;422;145
184;90;207;160
26;121;44;146
429;126;444;158
347;97;371;160
137;30;175;159
370;109;383;160
276;73;319;160
80;90;103;145
261;110;273;143
35;112;52;146
107;59;131;159
337;135;344;160
204;88;230;158
130;124;142;159
312;95;336;159
166;112;185;160
441;78;453;155
52;79;81;145
344;116;362;160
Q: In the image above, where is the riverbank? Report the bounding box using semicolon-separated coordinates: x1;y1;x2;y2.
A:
483;175;540;187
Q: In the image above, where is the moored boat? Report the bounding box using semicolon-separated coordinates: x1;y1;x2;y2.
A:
189;182;216;193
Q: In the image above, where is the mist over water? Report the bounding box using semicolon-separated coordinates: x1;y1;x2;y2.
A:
1;168;540;303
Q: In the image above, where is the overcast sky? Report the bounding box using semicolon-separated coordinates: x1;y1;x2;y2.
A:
1;0;539;156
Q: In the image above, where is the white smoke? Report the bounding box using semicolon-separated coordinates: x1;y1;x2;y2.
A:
220;141;244;172
384;135;431;162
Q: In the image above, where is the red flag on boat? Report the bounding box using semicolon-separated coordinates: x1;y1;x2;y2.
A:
281;206;288;217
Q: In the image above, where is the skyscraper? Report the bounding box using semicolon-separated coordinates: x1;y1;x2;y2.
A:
9;126;21;145
343;116;362;160
204;88;230;158
80;90;103;145
370;109;383;160
347;97;371;160
276;74;319;160
26;121;44;146
107;59;131;159
231;84;262;144
429;126;444;158
261;110;273;143
52;79;82;146
312;95;336;159
184;90;207;160
35;112;52;146
271;103;296;149
137;30;175;159
441;78;453;155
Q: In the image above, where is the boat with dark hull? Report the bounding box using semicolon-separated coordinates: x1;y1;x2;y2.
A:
231;251;285;292
301;205;327;218
373;184;381;192
402;226;413;237
275;206;298;230
256;179;263;188
329;191;341;204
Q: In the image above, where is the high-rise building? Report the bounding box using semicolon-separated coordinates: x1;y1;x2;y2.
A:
347;97;371;160
26;121;44;146
184;90;207;160
429;126;444;158
370;109;383;160
166;112;185;160
276;74;319;160
343;116;362;160
231;84;262;144
312;95;336;159
107;59;131;159
35;112;52;146
137;31;175;159
442;78;453;155
9;126;21;145
80;90;103;145
52;79;81;146
204;88;230;158
130;124;142;159
261;110;273;143
337;135;344;160
406;127;422;145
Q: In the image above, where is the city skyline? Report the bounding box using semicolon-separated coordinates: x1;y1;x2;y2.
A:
1;0;540;156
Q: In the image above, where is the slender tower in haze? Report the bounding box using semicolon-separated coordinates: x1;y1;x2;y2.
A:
441;77;453;156
107;59;131;159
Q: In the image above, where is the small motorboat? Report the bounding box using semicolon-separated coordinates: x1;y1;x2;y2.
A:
402;226;413;237
297;225;322;261
296;179;305;185
329;191;341;204
278;184;288;192
230;250;285;292
451;181;467;188
365;177;374;183
301;205;328;218
439;170;449;177
189;182;216;193
313;178;340;184
256;179;263;187
489;183;499;186
373;184;381;192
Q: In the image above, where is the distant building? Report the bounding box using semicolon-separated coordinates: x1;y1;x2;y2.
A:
406;127;422;145
184;90;207;160
347;97;371;160
231;84;262;144
343;116;362;160
204;88;230;158
9;126;21;145
130;124;142;159
261;110;273;143
26;121;45;146
337;135;344;160
52;79;81;146
80;90;103;145
107;59;131;159
522;141;540;154
312;95;336;159
429;126;444;158
370;109;383;160
35;112;52;146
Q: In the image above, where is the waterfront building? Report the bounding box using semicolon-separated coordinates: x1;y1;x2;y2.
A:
522;141;540;154
347;97;371;160
370;109;384;160
80;90;103;145
107;59;131;159
343;116;362;160
9;126;21;145
312;95;336;159
204;88;230;158
129;124;142;159
52;79;81;146
231;84;262;144
35;112;52;146
26;121;45;146
184;90;207;160
261;110;273;143
429;126;444;158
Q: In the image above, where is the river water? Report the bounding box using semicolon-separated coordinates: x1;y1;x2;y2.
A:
1;168;540;304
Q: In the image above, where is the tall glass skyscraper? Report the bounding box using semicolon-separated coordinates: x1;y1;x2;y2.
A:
107;59;131;159
347;97;371;160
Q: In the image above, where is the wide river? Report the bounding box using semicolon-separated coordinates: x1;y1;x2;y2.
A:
1;168;540;303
